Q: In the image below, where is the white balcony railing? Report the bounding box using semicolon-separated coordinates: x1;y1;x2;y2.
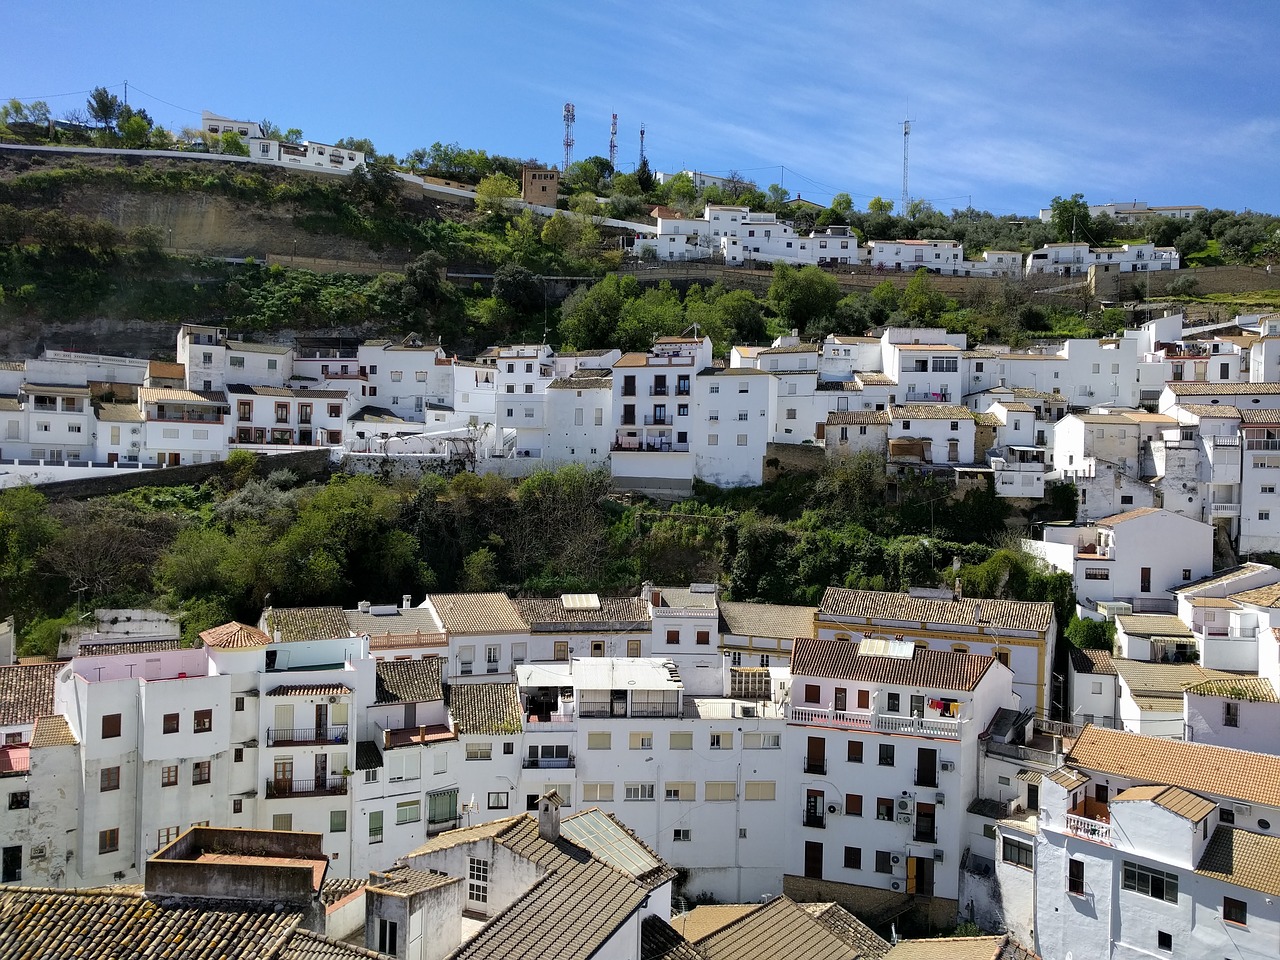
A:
789;706;960;739
1211;502;1241;517
1064;813;1112;845
788;706;874;730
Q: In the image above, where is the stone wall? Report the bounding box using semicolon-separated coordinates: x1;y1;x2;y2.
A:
783;873;960;931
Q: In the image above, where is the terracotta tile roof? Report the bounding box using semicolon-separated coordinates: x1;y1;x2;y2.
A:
640;916;705;960
427;593;528;635
856;372;895;386
345;607;446;644
974;412;1001;426
891;404;975;421
1187;596;1238;608
0;886;302;959
1196;826;1280;897
826;410;890;425
820;588;1055;633
549;376;612;389
279;928;391;959
1178;403;1241;418
93;402;144;423
1115;614;1193;638
1112;659;1234;699
225;340;291;355
1111;784;1216;822
448;682;523;734
262;607;352;643
1175;563;1273;593
996;401;1036;413
1238;408;1280;423
800;903;891;959
138;386;226;405
1067;724;1280;808
147;360;186;380
1185;676;1278;702
760;343;819;355
791;636;995;692
1047;766;1090;790
1229;583;1280;608
317;876;367;908
374;658;444;704
225;383;347;399
1168;381;1280;395
30;715;77;748
693;897;864;960
199;621;273;649
719;599;816;641
1069;648;1116;676
367;865;460;897
653;585;719;610
264;683;352;697
405;816;516;857
1094;506;1164;526
884;936;1024;960
0;662;59;726
78;639;183;656
514;596;650;628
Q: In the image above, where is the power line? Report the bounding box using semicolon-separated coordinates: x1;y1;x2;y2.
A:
2;83;124;102
125;84;202;117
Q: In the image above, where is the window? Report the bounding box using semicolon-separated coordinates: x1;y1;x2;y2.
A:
102;714;121;739
1224;702;1240;727
1084;567;1110;580
583;782;614;802
396;800;421;824
99;828;119;854
844;846;862;869
876;797;893;821
1223;896;1247;925
705;782;736;801
804;683;821;704
1157;930;1172;952
273;813;293;831
161;765;179;787
848;741;863;763
630;732;653;750
625;783;655;801
587;731;611;750
328;809;347;833
994;648;1011;669
364;768;378;783
666;629;680;645
100;767;120;792
554;641;569;661
192;761;211;785
878;743;895;766
161;711;181;734
1122;861;1178;903
875;850;893;874
466;742;492;761
194;709;212;733
744;732;780;749
737;434;748;446
1220;806;1236;824
886;692;900;713
232;798;243;814
8;791;29;810
1003;836;1033;869
377;919;398;955
708;434;718;445
1260;511;1271;522
671;828;692;842
744;781;775;801
696;629;710;645
710;732;733;750
1068;858;1085;896
845;794;863;816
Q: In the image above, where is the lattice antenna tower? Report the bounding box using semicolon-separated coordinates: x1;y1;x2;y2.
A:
562;102;575;171
639;123;647;167
901;114;911;214
608;113;618;168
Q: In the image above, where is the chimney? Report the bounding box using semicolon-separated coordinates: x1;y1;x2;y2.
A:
538;791;562;842
651;589;662;607
954;578;963;601
358;600;371;614
402;594;412;609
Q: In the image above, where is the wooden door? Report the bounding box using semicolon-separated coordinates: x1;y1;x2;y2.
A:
803;840;823;879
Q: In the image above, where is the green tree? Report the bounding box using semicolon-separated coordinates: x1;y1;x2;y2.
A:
119;113;152;149
664;172;697;207
558;273;639;349
461;547;500;591
767;262;841;333
901;268;948;321
492;262;542;313
0;99;51;126
867;196;894;215
86;86;122;131
1065;616;1115;651
831;192;853;214
0;487;61;629
715;288;767;343
475;172;520;216
335;136;379;160
1049;193;1091;243
218;130;250;156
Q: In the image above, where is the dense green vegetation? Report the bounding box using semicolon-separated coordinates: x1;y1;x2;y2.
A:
0;455;1074;658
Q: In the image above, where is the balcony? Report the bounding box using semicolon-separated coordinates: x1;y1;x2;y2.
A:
803;810;826;829
644;414;672;426
612;439;690;454
790;706;874;730
152;412;224;424
1064;802;1112;845
522;755;575;769
904;391;951;403
803;758;827;775
427;815;461;834
1211;502;1241;517
266;725;349;747
876;714;961;740
649;386;669;396
265;776;348;799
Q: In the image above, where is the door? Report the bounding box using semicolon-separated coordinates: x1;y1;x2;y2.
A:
907;856;935;896
1141;567;1151;593
917;747;938;788
253;428;266;444
314;753;328;789
804;840;823;879
107;452;118;465
805;790;824;828
273;757;293;793
914;802;937;843
910;695;925;718
315;703;328;741
1027;783;1040;811
168;452;181;466
834;687;847;712
273;704;294;744
806;736;826;774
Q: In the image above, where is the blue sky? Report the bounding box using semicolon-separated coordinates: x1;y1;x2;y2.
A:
6;1;1278;216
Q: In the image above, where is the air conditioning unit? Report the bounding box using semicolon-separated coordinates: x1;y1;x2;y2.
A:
933;848;945;863
896;813;912;824
897;795;915;816
890;853;903;866
935;792;946;806
130;427;141;435
129;441;140;449
1233;802;1253;817
327;695;340;704
891;880;902;891
30;844;46;861
940;760;955;772
827;803;840;815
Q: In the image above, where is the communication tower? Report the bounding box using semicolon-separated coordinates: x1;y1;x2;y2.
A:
639;122;647;167
901;116;911;214
563;102;576;171
608;113;618;168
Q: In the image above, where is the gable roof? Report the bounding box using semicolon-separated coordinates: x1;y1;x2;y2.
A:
0;662;59;727
1111;784;1217;822
374;658;444;704
1196;826;1280;897
262;607;352;643
641;916;706;960
1229;583;1280;608
1067;724;1280;809
1184;676;1279;702
447;682;522;735
1069;648;1116;676
427;594;528;635
820;588;1054;633
885;936;1036;960
792;636;995;692
800;903;891;959
719;599;816;640
30;715;77;748
693;897;863;960
1114;614;1193;638
514;596;650;629
1094;506;1164;526
200;621;273;649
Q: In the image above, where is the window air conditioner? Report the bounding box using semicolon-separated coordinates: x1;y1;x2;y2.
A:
896;813;912;824
890;853;902;865
940;760;955;772
1233;802;1252;817
891;880;902;891
828;803;840;815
